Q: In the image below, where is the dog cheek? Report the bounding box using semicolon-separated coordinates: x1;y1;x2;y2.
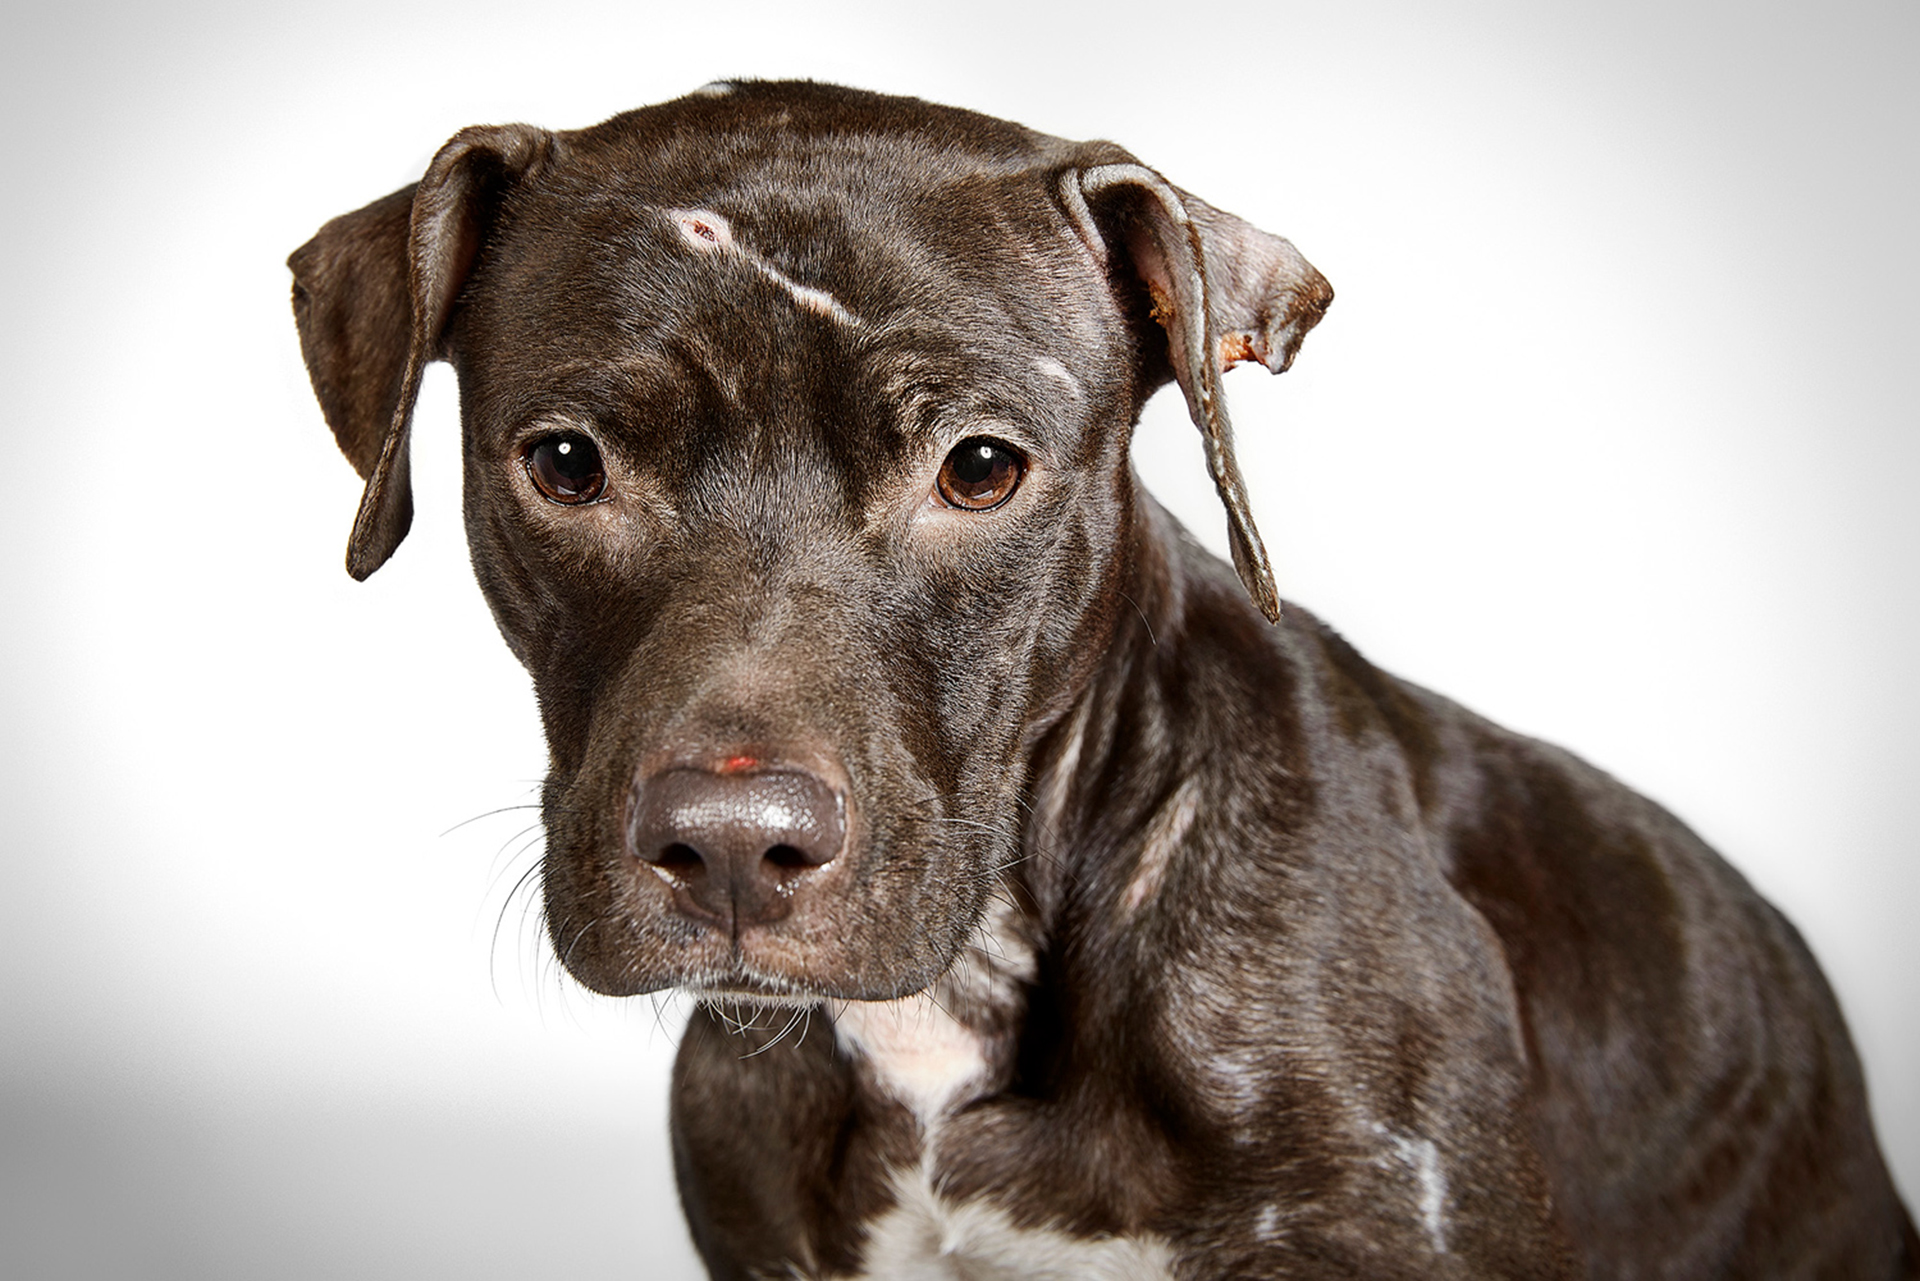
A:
983;495;1131;741
484;552;675;780
465;483;592;667
537;798;652;995
539;762;728;996
1029;524;1128;705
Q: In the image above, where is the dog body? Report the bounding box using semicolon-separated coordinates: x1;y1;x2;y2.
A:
290;82;1914;1278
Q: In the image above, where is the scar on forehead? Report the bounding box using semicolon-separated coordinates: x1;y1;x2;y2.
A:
665;207;863;328
671;209;734;251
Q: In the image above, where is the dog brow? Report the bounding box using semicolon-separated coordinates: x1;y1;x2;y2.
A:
666;207;865;328
1031;356;1082;401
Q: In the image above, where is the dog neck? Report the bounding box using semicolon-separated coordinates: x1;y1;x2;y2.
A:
830;495;1187;1130
828;890;1037;1126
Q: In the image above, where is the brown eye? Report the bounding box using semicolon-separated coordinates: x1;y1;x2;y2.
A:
935;437;1024;511
525;432;607;504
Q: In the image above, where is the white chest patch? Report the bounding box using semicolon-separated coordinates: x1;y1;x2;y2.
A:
825;902;1172;1278
839;1163;1179;1281
831;993;991;1123
830;893;1034;1124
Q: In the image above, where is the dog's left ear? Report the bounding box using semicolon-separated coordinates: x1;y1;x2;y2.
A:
1063;159;1332;622
289;124;555;579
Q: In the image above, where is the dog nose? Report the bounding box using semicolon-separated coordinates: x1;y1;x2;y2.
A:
628;766;845;927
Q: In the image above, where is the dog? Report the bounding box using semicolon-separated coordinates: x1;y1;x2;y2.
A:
289;81;1915;1279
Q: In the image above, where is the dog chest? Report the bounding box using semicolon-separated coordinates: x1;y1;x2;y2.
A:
829;997;1181;1280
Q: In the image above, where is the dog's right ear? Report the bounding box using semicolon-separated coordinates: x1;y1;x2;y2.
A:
288;124;554;579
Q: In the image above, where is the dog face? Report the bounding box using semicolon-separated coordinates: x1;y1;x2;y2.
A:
456;103;1150;1003
289;82;1329;1003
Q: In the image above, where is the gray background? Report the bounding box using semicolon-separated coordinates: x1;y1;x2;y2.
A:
3;0;1913;1275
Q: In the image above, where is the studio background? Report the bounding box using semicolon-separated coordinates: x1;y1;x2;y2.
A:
4;1;1913;1275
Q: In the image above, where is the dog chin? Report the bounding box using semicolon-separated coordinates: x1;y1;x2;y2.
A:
686;985;829;1012
681;959;950;1008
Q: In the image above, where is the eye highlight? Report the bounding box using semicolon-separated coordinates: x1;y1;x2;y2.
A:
935;437;1025;511
524;432;608;504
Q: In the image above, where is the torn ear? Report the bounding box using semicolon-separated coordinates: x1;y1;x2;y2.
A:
288;124;554;579
1065;159;1332;623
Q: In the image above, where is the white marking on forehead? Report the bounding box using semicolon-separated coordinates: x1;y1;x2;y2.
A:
662;206;864;328
753;259;861;325
1031;356;1082;400
692;80;735;96
1123;776;1201;913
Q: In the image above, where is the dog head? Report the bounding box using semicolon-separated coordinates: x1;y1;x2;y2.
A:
289;82;1328;1002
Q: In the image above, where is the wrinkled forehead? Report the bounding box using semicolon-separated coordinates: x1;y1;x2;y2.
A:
456;124;1125;445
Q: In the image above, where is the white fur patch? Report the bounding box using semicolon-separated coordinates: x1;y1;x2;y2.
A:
842;1163;1179;1281
827;855;1094;1277
1031;356;1082;400
1252;1201;1283;1242
1377;1128;1449;1253
831;994;990;1123
757;265;861;325
1033;698;1091;848
1123;777;1201;913
831;895;1032;1122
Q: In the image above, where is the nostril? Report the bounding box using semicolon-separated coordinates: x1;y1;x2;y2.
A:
628;762;848;924
764;843;817;872
652;842;704;876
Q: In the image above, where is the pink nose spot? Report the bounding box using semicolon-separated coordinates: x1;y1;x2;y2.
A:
670;208;733;252
720;755;759;774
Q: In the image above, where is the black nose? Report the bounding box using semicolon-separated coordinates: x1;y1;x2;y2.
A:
628;766;845;927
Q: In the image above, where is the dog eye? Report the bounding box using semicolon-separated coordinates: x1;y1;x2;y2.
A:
524;432;608;504
935;438;1024;511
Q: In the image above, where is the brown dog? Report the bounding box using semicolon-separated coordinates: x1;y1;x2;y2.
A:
290;81;1915;1278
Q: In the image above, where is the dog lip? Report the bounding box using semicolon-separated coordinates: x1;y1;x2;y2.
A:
691;983;817;1014
688;964;925;1006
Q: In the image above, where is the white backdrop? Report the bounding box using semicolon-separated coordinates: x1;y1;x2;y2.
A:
3;1;1913;1274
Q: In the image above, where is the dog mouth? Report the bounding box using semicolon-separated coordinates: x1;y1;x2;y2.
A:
542;820;990;1003
541;731;1015;1003
672;944;865;1004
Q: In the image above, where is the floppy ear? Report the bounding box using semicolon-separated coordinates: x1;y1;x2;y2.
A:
1062;159;1332;622
288;124;554;579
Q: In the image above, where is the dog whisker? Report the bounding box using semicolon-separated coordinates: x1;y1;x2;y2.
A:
439;802;543;839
